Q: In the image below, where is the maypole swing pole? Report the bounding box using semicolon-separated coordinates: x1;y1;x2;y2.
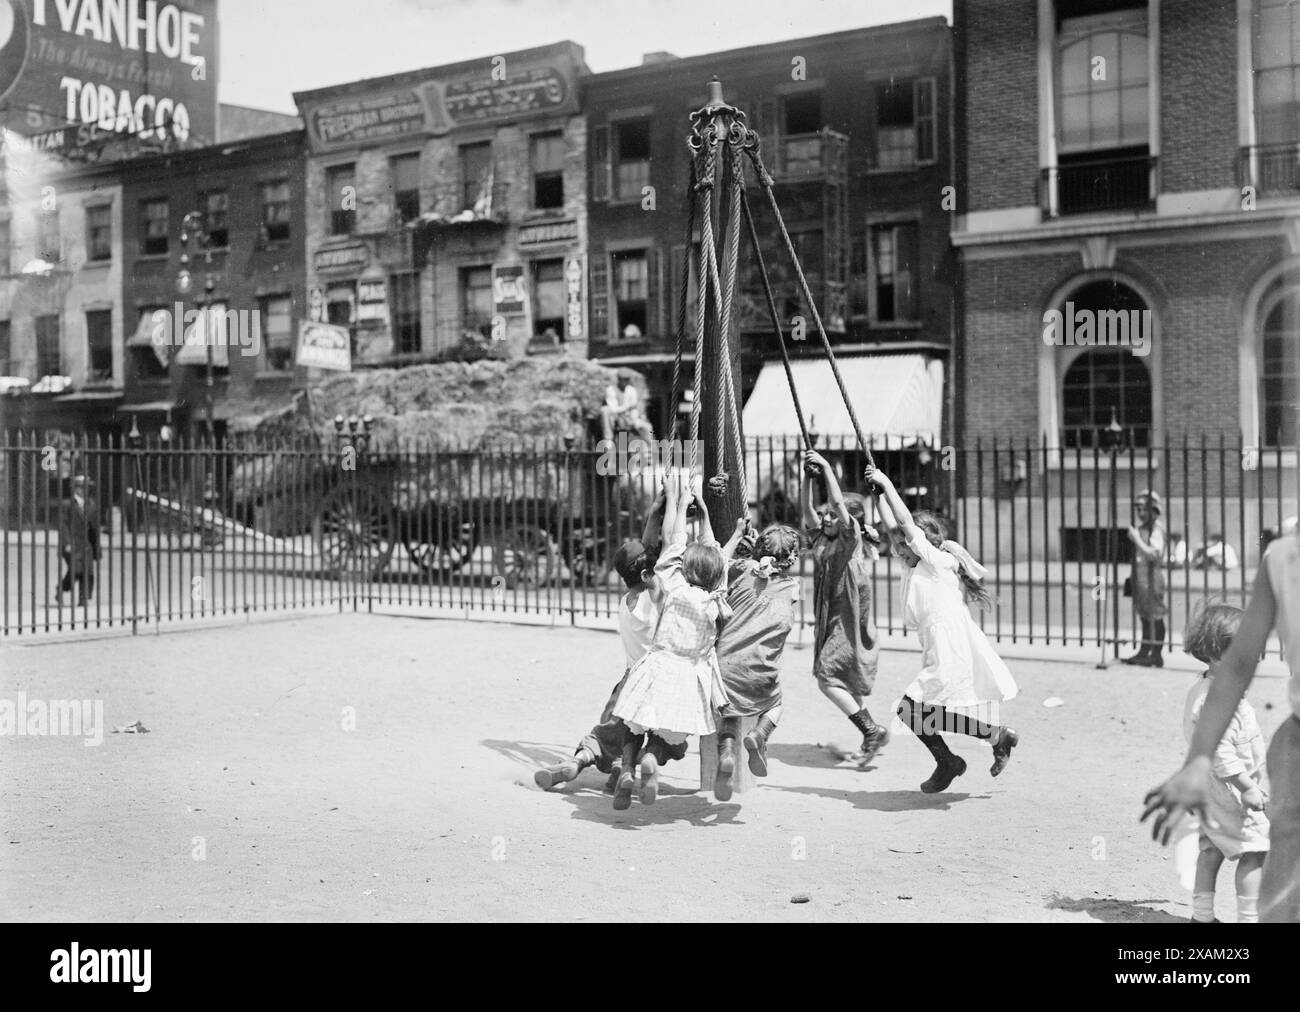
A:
693;78;746;538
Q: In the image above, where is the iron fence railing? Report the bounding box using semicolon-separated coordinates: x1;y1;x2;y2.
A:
1;431;1293;658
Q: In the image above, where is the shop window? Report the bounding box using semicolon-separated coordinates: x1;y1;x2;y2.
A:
390;272;421;354
531;259;565;340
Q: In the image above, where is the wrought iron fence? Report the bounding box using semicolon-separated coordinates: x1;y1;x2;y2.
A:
1;430;1293;658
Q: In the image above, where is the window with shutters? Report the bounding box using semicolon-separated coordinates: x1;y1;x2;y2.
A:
326;164;356;235
36;314;61;377
531;132;566;210
590;254;610;339
869;222;919;324
203;189;229;248
140;198;169;255
390;154;422;225
260;179;291;242
531;259;566;339
612;119;651;201
871;78;936;170
611;249;649;340
259;295;295;372
86;205;112;262
460;265;494;339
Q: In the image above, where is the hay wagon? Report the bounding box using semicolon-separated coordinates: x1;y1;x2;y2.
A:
234;438;652;586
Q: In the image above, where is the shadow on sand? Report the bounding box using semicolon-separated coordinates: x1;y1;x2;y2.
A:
1045;894;1185;923
762;782;991;813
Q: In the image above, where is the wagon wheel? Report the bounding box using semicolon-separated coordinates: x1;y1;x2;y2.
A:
492;525;557;589
407;519;477;572
312;482;398;581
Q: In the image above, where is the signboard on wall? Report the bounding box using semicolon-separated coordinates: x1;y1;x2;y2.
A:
493;265;526;315
296;321;352;371
0;0;219;158
314;243;370;274
300;44;582;152
565;256;583;341
518;219;577;248
356;279;389;326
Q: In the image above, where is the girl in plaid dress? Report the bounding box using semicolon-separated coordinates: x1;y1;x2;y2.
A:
611;472;731;807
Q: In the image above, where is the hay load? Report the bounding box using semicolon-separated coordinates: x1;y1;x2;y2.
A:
239;358;652;449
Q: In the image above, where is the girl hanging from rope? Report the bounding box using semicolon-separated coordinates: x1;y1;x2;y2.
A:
801;449;888;766
710;518;803;798
610;470;732;808
868;464;1020;793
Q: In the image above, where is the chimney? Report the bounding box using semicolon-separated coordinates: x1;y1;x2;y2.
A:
641;52;679;65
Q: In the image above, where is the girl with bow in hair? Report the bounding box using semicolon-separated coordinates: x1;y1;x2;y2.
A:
869;466;1020;794
709;520;803;799
802;450;887;766
611;470;732;809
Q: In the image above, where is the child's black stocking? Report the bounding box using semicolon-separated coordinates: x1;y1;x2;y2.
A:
897;696;954;763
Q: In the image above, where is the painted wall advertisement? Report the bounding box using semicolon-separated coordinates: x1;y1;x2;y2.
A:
565;256;583;342
0;0;219;161
296;321;352;372
302;47;579;152
493;265;525;316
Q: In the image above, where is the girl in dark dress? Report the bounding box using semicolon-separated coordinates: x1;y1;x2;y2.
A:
801;450;886;766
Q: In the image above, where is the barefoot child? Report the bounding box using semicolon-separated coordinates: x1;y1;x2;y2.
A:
801;449;887;764
611;471;731;809
1180;602;1269;923
1145;528;1299;922
534;489;687;795
870;466;1020;793
710;520;802;799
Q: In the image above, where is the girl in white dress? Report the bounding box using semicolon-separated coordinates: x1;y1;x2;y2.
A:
870;466;1020;793
611;471;731;808
1145;530;1300;922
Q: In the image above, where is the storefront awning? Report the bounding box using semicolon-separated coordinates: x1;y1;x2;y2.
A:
742;353;944;447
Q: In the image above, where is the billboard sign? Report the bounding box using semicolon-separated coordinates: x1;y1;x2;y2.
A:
301;47;581;152
0;0;219;159
296;321;352;372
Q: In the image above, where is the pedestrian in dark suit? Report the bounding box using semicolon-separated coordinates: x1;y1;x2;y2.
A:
58;475;100;605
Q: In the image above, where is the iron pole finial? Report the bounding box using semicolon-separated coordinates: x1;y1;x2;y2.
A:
707;77;724;108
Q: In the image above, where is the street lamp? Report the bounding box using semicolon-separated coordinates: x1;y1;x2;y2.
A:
1097;406;1127;668
177;210;216;441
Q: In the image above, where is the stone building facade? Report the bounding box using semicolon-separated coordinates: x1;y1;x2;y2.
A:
294;42;590;367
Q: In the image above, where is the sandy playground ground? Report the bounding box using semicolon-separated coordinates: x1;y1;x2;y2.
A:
1;612;1292;922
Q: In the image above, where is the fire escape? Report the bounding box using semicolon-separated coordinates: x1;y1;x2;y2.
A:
739;94;849;337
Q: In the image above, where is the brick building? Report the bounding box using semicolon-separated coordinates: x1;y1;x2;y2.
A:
0;148;126;435
953;0;1300;557
584;19;955;443
116;129;307;439
292;42;590;368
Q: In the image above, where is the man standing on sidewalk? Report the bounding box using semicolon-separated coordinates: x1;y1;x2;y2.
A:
58;475;100;605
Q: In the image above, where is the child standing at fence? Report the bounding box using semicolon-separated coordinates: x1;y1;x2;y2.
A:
1123;490;1168;667
1145;529;1300;923
710;520;802;799
801;450;887;766
610;471;731;809
534;490;688;803
1177;602;1269;923
869;465;1020;793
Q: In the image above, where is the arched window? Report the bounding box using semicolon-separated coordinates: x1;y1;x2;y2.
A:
1057;6;1149;154
1261;288;1300;447
1056;279;1153;448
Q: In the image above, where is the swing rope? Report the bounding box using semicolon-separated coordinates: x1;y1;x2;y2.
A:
668;157;699;446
